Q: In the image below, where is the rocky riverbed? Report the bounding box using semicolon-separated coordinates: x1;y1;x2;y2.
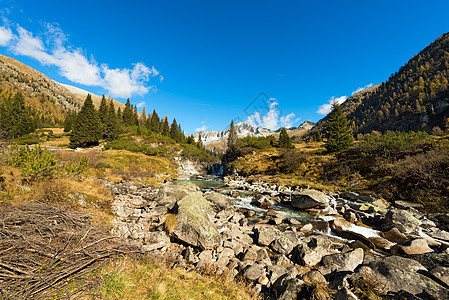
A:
106;175;449;299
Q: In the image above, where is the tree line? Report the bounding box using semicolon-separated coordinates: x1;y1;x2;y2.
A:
66;94;189;148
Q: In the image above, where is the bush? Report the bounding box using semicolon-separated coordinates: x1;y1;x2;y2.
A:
236;136;275;150
7;145;88;181
181;144;219;163
354;131;432;158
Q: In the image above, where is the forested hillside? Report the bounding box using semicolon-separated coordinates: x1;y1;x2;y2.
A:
313;32;449;135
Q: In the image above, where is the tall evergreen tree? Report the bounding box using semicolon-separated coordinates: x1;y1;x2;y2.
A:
122;98;135;126
197;133;204;149
9;91;32;138
98;95;108;123
324;101;353;153
70;94;102;148
133;105;139;125
140;106;147;126
149;109;160;132
64;110;76;132
227;120;237;151
104;100;120;140
161;116;170;136
186;134;195;144
170;118;181;142
117;107;122;120
278;127;293;148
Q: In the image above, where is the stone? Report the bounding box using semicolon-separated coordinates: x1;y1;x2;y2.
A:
367;236;392;250
172;192;221;249
205;192;233;211
292;235;333;266
300;223;313;233
142;231;171;251
356;256;448;296
257;248;270;261
253;195;275;209
256;226;279;247
429;266;449;286
183;246;197;263
343;211;356;223
320;248;364;275
267;265;288;284
216;248;234;267
436;213;449;225
303;270;327;285
335;287;359;300
291;189;329;210
243;263;265;281
391;238;433;255
276;277;306;300
380;227;408;243
383;209;421;234
288;218;302;225
154;182;199;208
270;234;296;255
242;248;258;262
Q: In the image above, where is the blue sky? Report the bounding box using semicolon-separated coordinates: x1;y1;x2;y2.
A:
0;0;448;134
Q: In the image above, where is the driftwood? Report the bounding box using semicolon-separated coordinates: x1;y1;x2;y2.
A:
0;202;139;298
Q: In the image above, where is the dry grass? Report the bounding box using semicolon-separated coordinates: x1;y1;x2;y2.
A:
163;213;177;234
96;256;259;300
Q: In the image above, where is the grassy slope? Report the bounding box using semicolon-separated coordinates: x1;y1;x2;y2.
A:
231;135;449;212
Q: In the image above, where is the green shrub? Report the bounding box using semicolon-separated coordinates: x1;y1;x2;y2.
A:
7;145;88;181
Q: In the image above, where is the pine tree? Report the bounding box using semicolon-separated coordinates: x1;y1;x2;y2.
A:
186;134;195;144
170;118;182;142
98;95;108;124
141;106;147;126
133;105;139;125
177;123;186;143
9;91;32;138
64;110;76;132
117;107;122;120
278;127;293;148
69;94;102;148
324;101;353;153
197;133;204;149
122;98;135;126
104;100;120;140
149;109;160;132
161;116;170;136
227;120;237;151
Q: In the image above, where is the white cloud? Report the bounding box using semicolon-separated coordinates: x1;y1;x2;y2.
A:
0;26;13;46
195;119;208;132
136;101;146;109
246;99;299;130
317;95;347;115
0;21;162;98
351;83;373;96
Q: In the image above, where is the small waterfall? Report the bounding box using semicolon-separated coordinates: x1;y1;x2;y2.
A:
209;163;223;176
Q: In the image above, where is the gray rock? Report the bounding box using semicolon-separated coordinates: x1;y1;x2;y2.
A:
267;265;288;284
142;231;170;251
292;235;333;266
335;287;358;300
270;231;298;255
275;276;306;300
320;248;364;275
243;263;265;281
172;192;221;249
256;226;279;246
205;192;233;211
383;209;421;234
429;266;449;287
242;248;258;262
155;182;199;208
356;256;449;296
291;189;329;210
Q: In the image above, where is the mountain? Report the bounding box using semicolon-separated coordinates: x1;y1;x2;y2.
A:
0;54;128;124
195;120;314;151
313;32;449;135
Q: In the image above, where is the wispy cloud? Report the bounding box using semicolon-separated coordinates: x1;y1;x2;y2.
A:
246;99;300;130
195;119;208;132
317;95;347;115
351;83;373;96
0;25;13;46
136;101;146;109
0;20;163;98
317;83;374;115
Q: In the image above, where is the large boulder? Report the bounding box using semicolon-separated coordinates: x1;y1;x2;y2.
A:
391;238;433;255
291;189;329;210
256;226;280;247
320;248;364;275
172;192;221;249
154;182;199;208
383;209;421;234
291;235;334;266
352;256;448;297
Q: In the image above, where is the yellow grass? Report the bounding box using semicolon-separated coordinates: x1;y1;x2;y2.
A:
95;257;259;300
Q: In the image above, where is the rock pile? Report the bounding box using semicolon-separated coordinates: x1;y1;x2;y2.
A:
108;179;449;299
